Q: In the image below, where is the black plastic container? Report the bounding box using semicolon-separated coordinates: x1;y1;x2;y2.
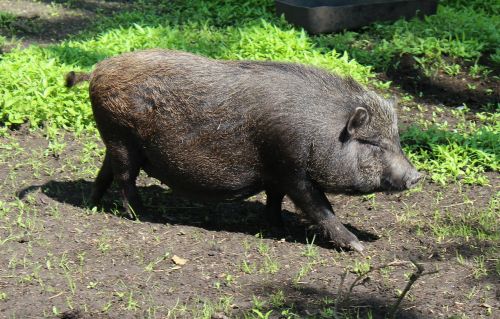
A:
275;0;438;34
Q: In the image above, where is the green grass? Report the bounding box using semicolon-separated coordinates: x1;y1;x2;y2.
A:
441;0;500;16
431;192;499;242
0;0;371;130
0;11;16;29
315;1;499;74
401;114;499;185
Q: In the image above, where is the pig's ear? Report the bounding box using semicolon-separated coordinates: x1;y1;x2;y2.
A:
347;107;370;136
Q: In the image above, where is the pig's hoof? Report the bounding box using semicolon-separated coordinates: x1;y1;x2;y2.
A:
349;240;364;253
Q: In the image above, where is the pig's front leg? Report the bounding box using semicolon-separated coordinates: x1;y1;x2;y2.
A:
265;188;285;227
286;178;364;252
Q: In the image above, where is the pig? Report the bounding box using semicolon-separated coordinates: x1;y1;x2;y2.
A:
65;49;421;252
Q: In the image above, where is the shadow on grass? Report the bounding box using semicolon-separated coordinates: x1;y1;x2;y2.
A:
56;282;426;319
1;0;273;45
18;179;379;250
387;53;500;110
237;282;424;319
0;0;141;44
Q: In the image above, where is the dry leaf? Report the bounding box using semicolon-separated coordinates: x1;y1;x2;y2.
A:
172;255;187;265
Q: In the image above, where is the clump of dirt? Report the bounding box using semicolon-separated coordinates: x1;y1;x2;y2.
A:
388;53;499;110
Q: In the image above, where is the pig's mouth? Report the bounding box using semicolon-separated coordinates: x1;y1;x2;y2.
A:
380;172;422;192
381;180;407;192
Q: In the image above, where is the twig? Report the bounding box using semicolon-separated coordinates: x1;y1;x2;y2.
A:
346;260;409;301
388;258;439;319
333;269;348;319
334;260;409;318
441;202;472;209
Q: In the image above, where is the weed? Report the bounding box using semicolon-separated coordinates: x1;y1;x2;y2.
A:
241;260;256;274
472;256;488;279
250;309;273;319
144;252;170;272
269;289;286;308
97;235;111;253
293;262;313;285
351;259;372;276
126;291;140;311
302;235;318;259
262;255;280;274
0;11;16;30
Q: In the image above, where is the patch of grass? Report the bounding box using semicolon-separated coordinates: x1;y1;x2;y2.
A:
0;0;371;132
316;3;499;72
441;0;500;16
166;296;234;319
431;192;499;242
401;115;499;185
0;11;16;29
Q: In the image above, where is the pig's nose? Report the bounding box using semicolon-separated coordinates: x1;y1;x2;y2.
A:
405;171;422;189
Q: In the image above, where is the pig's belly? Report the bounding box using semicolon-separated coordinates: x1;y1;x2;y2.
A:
140;147;264;201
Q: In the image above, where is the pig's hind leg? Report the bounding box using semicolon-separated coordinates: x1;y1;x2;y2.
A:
90;150;113;206
100;138;145;219
286;179;364;252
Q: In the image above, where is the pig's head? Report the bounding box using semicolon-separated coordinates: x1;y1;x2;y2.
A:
310;92;421;194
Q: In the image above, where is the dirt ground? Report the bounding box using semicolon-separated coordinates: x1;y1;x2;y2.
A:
0;1;499;318
0;0;127;47
0;125;498;319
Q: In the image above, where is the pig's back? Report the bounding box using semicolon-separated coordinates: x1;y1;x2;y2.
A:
89;50;267;199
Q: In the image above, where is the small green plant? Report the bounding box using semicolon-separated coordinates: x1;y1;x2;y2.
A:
97;236;111;253
443;63;461;76
293;262;313;285
251;295;266;311
251;309;273;319
269;290;286;308
351;259;372;276
241;260;256;274
302;235;318;259
0;11;16;29
472;256;488;279
144;252;170;272
126;291;140;311
257;240;270;256
262;255;280;274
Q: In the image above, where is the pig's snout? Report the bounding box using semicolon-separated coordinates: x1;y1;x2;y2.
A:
382;155;421;191
404;170;422;189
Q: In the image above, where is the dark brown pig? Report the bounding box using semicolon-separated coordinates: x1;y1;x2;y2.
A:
66;49;421;252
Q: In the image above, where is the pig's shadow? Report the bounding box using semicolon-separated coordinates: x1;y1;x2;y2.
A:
18;179;379;249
